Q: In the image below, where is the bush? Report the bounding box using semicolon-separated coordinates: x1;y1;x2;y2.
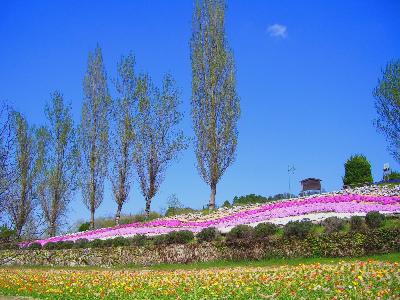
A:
111;236;130;247
343;154;373;187
164;230;194;245
365;211;385;229
197;227;219;242
233;194;268;206
222;200;231;208
152;234;166;245
78;222;90;232
59;241;74;249
88;239;104;248
322;217;345;234
165;207;196;217
131;212;163;223
0;226;16;243
0;243;19;250
387;171;400;180
226;225;255;242
283;220;313;239
43;242;57;250
350;216;366;232
73;238;89;248
129;235;147;246
254;222;277;238
27;242;42;250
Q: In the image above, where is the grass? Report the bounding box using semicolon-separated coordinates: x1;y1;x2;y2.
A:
1;252;399;272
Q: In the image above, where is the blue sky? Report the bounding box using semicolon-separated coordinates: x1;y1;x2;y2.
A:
1;1;399;225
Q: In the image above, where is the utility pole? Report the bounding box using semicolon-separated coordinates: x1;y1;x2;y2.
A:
288;165;296;198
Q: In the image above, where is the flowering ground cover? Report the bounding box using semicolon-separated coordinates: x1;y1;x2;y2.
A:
28;193;400;247
0;255;399;299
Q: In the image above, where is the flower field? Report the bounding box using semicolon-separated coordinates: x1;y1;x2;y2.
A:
0;259;399;299
29;193;400;247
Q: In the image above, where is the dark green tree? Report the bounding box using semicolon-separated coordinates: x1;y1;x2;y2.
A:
191;0;240;210
343;154;373;187
79;45;111;229
374;60;400;163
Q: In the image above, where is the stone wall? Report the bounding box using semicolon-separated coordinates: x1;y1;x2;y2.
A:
1;229;399;267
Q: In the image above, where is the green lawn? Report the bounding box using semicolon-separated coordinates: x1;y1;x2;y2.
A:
1;252;399;272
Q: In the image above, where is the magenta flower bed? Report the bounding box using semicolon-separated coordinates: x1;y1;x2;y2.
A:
27;194;400;246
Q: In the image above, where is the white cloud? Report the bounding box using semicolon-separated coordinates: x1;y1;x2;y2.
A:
267;24;287;38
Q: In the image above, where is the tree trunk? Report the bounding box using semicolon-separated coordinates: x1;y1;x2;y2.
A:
90;207;95;229
115;203;123;226
49;222;56;237
145;197;151;219
209;183;216;210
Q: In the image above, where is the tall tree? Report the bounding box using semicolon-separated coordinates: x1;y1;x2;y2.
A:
190;0;240;209
7;113;43;238
134;73;187;217
0;101;13;220
374;60;400;163
109;54;136;225
37;92;78;236
79;46;111;229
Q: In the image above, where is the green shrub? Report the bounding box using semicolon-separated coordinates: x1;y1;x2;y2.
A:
131;212;163;223
197;227;219;242
0;226;16;243
343;154;373;187
283;220;313;239
322;217;345;234
78;222;90;232
232;193;295;206
222;200;231;208
0;243;19;250
350;216;366;232
254;222;278;238
387;171;400;180
73;238;89;248
233;194;268;206
27;242;42;250
165;207;196;217
365;211;385;229
43;242;57;250
129;235;147;246
226;225;255;242
88;239;104;248
101;239;114;248
164;230;194;244
111;236;130;247
152;234;166;245
59;241;74;249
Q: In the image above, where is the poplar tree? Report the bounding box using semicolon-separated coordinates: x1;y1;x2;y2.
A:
374;60;400;163
79;46;111;229
109;54;136;225
190;0;240;209
0;102;13;219
37;92;78;236
7;113;43;238
134;73;187;218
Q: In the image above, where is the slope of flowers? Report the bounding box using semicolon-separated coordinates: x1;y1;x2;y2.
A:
30;186;400;246
0;260;399;299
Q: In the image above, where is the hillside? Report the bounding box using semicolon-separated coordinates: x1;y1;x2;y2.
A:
30;185;400;246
